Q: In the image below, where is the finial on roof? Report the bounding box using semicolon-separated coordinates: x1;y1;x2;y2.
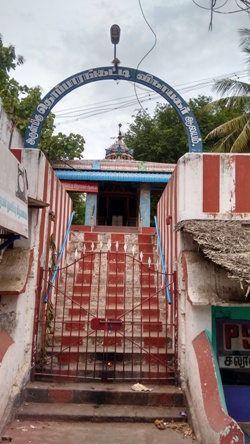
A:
105;124;134;161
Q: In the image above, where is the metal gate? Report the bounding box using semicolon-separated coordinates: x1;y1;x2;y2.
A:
32;243;177;383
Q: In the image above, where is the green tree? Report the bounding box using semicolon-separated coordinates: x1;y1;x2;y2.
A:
68;193;86;225
0;34;85;219
42;132;85;164
125;95;244;226
124;95;243;163
0;34;24;85
0;34;85;160
206;28;250;152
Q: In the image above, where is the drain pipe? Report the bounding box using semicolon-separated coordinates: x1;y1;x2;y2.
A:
44;211;75;304
154;215;171;304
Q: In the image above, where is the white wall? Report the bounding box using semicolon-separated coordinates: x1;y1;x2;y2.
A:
0;146;72;434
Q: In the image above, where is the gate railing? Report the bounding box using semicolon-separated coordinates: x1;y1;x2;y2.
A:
32;244;176;383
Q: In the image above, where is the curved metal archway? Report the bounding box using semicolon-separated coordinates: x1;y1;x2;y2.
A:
24;66;202;152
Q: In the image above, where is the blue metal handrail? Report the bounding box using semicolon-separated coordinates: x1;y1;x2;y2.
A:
44;211;75;303
154;215;172;304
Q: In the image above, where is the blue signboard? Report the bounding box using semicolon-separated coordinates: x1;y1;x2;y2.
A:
24;66;202;153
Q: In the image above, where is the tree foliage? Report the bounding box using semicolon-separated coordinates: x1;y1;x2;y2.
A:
43;132;85;163
0;34;85;220
124;95;243;163
68;193;86;225
0;34;24;84
0;34;85;161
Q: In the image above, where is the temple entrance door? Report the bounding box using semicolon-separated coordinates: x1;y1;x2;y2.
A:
108;197;127;226
97;184;138;227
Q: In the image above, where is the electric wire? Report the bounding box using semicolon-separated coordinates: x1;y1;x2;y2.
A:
54;70;249;126
134;0;158;115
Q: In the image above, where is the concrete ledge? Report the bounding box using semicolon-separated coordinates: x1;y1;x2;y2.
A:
181;251;244;305
0;248;33;295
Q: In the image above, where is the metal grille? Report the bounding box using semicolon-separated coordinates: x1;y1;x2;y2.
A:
32;244;176;383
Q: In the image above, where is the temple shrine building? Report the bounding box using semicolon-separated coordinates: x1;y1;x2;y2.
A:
53;127;175;228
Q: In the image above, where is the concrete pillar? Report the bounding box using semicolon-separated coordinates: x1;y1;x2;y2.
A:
139;183;150;227
85;193;97;226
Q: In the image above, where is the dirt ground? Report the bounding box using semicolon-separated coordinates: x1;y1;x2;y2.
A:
2;419;196;444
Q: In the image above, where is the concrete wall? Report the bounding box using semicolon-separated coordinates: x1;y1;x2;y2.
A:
0;148;72;433
156;153;249;443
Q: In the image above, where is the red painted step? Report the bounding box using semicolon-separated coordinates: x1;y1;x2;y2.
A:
143;322;162;332
138;244;153;253
64;320;85;331
140;275;155;285
78;260;95;271
76;274;92;284
106;286;124;295
83;232;98;242
68;308;88;317
73;285;91;295
140;297;159;306
71;295;90;305
109;262;126;273
144;337;165;348
138;234;153;244
111;233;125;243
108;274;124;285
106;295;125;304
105;308;124;317
142;308;160;317
61;336;83;347
58;352;80;364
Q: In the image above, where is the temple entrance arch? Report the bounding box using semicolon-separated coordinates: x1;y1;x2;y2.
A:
24;65;202;153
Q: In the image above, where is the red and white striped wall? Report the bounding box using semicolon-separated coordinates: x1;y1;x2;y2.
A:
12;149;72;281
177;153;250;220
157;153;250;297
156;153;250;443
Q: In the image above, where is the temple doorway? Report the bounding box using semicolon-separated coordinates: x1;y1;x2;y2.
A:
97;184;138;227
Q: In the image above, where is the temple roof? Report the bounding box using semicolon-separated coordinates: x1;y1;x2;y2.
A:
55;170;171;183
53;159;175;174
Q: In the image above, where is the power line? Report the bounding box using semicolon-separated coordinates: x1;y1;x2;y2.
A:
54;70;248;126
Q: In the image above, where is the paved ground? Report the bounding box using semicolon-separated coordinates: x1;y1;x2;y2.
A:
3;419;196;444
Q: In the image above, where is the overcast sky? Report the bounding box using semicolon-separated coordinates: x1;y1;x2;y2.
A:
1;0;249;159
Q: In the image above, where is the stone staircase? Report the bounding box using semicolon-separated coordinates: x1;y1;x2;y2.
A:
34;228;175;383
15;381;186;424
17;228;185;427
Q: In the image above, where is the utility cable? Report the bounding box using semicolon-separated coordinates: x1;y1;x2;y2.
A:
134;0;158;115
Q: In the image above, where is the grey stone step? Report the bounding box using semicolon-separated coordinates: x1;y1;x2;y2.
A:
23;382;183;406
16;402;185;423
17;382;185;423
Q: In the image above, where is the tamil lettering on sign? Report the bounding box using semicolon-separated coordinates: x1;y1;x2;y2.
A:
216;319;250;371
62;181;98;193
24;66;202;154
0;148;28;238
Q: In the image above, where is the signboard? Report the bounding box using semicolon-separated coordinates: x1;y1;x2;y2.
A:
62;180;98;193
216;319;250;384
24;66;202;154
0;148;28;238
